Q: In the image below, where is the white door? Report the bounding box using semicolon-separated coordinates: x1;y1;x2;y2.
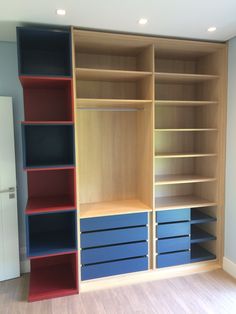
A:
0;97;20;281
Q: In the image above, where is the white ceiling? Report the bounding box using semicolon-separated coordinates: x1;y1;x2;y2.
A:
1;0;236;42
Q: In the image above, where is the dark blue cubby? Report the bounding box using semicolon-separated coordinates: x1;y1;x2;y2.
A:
22;124;75;168
191;244;216;263
191;209;216;224
17;27;72;77
26;211;77;257
191;225;216;244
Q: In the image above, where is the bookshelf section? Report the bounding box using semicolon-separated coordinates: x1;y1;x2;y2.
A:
17;26;78;301
154;39;226;268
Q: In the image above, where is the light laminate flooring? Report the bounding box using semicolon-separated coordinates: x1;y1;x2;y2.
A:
0;270;236;314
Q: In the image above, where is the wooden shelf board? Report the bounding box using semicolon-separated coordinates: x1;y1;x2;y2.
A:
155;72;219;83
76;98;152;108
155;153;217;159
26;196;76;214
155;195;217;211
155;174;217;185
22;121;74;125
80;199;152;219
155;100;218;106
155;128;218;132
76;68;152;81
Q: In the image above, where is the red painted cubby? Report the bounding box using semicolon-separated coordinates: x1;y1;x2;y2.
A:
29;252;78;302
26;168;76;214
20;76;73;122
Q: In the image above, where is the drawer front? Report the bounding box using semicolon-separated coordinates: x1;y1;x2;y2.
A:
81;226;148;248
157;222;190;239
157;251;190;268
81;213;148;232
156;209;190;224
81;241;148;264
81;256;148;280
157;236;190;254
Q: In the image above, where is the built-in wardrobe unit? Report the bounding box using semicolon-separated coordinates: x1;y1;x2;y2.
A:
17;26;227;301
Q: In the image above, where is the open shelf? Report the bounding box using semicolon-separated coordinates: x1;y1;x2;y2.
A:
155;153;217;159
76;98;152;109
191;244;216;263
80;199;152;219
191;210;216;224
22;124;74;168
155;175;216;185
191;225;216;244
155;195;217;211
20;76;73;121
155;72;219;83
17;27;71;77
29;252;78;302
76;68;152;81
26;168;75;214
76;74;152;101
74;33;153;72
27;211;77;257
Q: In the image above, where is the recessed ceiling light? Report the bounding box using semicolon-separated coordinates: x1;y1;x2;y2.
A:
208;26;216;32
138;18;148;25
56;9;66;16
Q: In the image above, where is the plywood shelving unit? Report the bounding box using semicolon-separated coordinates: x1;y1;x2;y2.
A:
72;28;227;284
18;25;227;297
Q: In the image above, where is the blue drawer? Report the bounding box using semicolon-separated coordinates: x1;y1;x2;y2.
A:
157;236;190;254
157;251;190;268
157;222;190;239
81;226;148;248
80;213;147;232
81;241;148;264
156;209;190;224
81;256;148;280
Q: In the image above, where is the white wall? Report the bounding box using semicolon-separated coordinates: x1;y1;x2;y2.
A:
0;42;28;272
224;36;236;276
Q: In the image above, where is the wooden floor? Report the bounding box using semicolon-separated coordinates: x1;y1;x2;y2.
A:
0;270;236;314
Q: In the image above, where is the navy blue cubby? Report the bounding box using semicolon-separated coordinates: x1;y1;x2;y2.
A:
80;212;147;232
157;236;190;254
22;124;74;168
157;222;190;239
157;251;190;268
191;244;216;263
191;225;216;244
191;210;216;224
17;27;72;77
81;256;148;281
156;208;190;224
80;213;148;280
26;211;77;257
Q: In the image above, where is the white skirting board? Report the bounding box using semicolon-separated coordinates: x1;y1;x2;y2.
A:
223;257;236;278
